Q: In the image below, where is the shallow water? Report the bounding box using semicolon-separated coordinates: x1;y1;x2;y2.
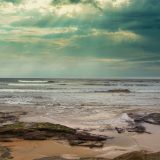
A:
0;78;160;129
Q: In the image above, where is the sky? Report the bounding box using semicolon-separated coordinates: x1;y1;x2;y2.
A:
0;0;160;78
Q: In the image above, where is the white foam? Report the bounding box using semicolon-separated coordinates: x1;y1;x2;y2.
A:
0;89;50;93
107;113;134;128
18;80;48;83
8;83;50;86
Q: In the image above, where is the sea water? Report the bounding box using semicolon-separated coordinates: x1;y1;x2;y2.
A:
0;78;160;130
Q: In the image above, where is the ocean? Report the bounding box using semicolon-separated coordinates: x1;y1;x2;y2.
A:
0;78;160;130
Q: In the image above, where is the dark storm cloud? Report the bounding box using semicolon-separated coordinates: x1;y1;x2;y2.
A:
98;0;160;31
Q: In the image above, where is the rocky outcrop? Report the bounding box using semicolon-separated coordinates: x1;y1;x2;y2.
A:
0;122;108;148
128;113;160;125
115;112;160;134
126;125;146;133
0;111;27;124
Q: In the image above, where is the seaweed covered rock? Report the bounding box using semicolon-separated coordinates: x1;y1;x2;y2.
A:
0;122;108;148
0;122;75;133
0;122;76;140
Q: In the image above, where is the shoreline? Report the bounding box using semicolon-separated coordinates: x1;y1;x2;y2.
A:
1;108;160;159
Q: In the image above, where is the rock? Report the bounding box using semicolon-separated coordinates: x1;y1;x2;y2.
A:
74;132;107;141
69;139;104;148
115;125;146;134
0;122;108;148
108;89;130;93
127;125;146;133
48;81;55;83
115;127;125;134
128;112;160;125
143;113;160;125
23;131;49;140
0;122;76;139
68;132;107;148
0;111;27;124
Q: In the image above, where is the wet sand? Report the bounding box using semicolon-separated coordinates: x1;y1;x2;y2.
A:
133;133;160;152
1;139;101;160
2;123;160;160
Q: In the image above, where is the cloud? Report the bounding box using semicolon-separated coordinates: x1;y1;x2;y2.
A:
0;26;78;36
52;0;102;10
0;0;23;4
0;0;160;77
91;29;142;42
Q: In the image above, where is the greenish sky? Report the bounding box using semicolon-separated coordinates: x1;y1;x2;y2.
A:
0;0;160;78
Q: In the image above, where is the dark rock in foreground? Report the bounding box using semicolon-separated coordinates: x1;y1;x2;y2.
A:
128;113;160;125
115;125;147;134
0;122;108;148
127;125;146;133
115;112;160;134
142;113;160;125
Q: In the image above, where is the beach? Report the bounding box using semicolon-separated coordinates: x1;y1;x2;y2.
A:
1;116;160;160
0;78;160;159
0;139;100;160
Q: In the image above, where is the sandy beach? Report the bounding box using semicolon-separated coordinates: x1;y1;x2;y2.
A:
1;115;160;160
0;79;160;159
1;126;160;160
1;139;100;160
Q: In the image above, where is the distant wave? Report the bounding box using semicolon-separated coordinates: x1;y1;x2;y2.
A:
8;83;50;86
18;80;49;83
0;89;81;93
0;89;54;93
